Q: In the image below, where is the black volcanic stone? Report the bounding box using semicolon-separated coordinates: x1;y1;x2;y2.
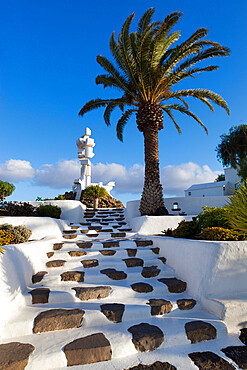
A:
148;299;173;316
189;351;235;369
135;239;153;247
100;303;125;322
221;346;247;369
103;241;119;248
128;323;164;352
131;282;153;293
240;328;247;345
185;321;217;343
29;288;50;304
127;361;177;370
177;299;196;310
100;250;116;256
123;258;144;267
158;278;186;293
151;247;160;255
141;266;160;278
100;268;127;280
77;242;92;249
32;271;48;284
0;342;35;370
158;257;167;264
126;248;137;257
53;243;63;250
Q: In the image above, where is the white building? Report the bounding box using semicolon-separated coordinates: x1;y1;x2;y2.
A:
185;167;241;198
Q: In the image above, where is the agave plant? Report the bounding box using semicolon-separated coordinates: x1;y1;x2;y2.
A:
79;8;230;215
227;182;247;237
83;185;108;209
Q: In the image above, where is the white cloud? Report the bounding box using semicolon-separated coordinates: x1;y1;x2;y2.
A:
34;159;80;188
161;162;220;196
0;158;221;196
0;159;35;182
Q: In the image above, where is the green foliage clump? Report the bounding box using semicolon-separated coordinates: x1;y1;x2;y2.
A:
82;185;108;209
162;228;173;236
6;202;35;216
0;230;14;249
0;181;15;200
57;194;65;200
200;227;240;241
215;173;225;182
0;224;32;244
197;206;230;230
226;181;247;236
36;204;61;219
172;220;200;239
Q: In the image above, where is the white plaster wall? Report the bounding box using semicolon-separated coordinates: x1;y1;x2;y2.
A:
185;186;224;197
28;200;86;223
148;235;247;332
126;196;231;218
129;215;195;234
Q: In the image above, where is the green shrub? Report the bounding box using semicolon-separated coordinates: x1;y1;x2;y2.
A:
197;206;230;230
172;220;200;239
57;194;65;200
6;202;35;216
36;204;61;219
162;228;173;236
0;230;14;248
226;182;247;237
0;224;32;243
200;227;240;241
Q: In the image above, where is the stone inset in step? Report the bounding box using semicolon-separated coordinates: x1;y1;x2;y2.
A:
61;271;85;282
88;226;102;230
103;241;119;248
148;299;173;316
158;278;186;293
86;233;99;238
111;232;126;238
221;346;247;369
80;222;91;226
63;230;77;234
68;250;87;257
119;228;132;232
127;361;177;370
158;257;167;264
142;266;160;278
118;221;127;225
100;303;125;322
81;259;99;268
80;229;90;234
63;234;77;239
29;288;50;304
151;247;160;255
46;252;54;258
185;321;217;343
72;286;111;300
177;299;196;310
64;333;112;366
100;250;116;256
240;328;247;345
32;271;48;284
131;282;153;293
53;243;63;250
46;259;66;268
98;228;113;233
77;242;92;249
87;218;100;222
71;226;79;230
189;351;235;370
33;308;85;333
128;323;164;352
0;342;35;370
100;222;109;225
135;239;153;247
123;258;144;267
126;248;137;257
100;268;127;280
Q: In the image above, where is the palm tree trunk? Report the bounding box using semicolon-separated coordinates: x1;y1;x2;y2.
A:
139;125;168;215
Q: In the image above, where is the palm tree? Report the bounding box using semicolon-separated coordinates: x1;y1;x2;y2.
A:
83;185;108;209
79;8;230;215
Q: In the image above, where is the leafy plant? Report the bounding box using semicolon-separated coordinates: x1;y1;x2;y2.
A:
226;182;247;236
215;173;225;182
0;224;32;243
6;202;35;216
57;194;65;200
0;181;15;200
200;227;240;241
82;185;108;209
0;230;14;248
162;228;173;236
36;204;61;219
172;220;200;239
197;206;230;230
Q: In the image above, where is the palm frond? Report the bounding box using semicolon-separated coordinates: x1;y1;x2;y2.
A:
79;98;111;116
161;106;182;133
116;109;136;141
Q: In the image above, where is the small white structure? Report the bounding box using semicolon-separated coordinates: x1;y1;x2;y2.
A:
185;167;241;197
73;128;115;200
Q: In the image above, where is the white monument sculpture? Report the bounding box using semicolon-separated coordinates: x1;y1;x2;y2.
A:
73;128;115;200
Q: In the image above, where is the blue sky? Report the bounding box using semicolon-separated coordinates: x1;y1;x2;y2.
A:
1;0;247;204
